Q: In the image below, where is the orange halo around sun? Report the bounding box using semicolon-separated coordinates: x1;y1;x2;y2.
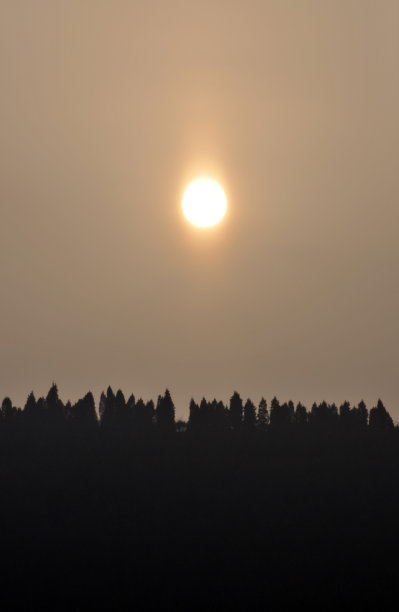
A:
182;178;227;228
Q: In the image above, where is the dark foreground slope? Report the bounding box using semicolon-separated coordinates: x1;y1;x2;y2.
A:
1;426;399;611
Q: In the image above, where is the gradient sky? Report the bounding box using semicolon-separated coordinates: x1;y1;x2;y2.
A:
1;1;398;419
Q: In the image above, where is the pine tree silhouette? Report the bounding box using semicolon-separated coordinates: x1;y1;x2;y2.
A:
369;399;394;430
243;399;256;429
46;383;64;423
100;386;116;428
269;399;296;428
295;402;308;426
355;400;368;428
229;391;243;430
156;389;175;433
69;392;97;428
188;399;200;432
24;392;37;419
257;398;269;429
1;397;14;425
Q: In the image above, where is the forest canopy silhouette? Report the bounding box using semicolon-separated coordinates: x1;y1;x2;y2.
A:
0;384;395;433
1;385;398;610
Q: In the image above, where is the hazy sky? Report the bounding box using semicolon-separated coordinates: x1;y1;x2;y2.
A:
1;1;398;418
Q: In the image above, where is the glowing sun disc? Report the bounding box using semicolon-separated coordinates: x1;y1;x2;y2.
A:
182;178;227;228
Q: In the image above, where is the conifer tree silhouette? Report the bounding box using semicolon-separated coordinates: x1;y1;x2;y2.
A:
1;397;14;425
270;396;288;428
46;383;64;423
369;399;394;430
311;401;338;427
216;400;228;430
287;400;295;423
115;390;126;415
243;399;256;429
355;400;368;428
257;398;269;429
156;389;175;433
339;401;351;429
36;397;46;419
114;389;128;429
127;394;135;421
229;391;243;430
188;399;200;432
70;392;97;428
99;392;107;423
145;400;155;428
24;392;37;419
199;397;209;428
100;386;116;428
295;402;308;426
133;398;154;432
269;396;279;427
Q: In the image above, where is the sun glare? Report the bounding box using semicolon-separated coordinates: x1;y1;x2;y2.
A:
182;178;227;228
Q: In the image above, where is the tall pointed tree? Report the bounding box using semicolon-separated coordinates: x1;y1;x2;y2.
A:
339;401;351;428
156;389;175;433
229;391;243;430
100;386;116;428
70;392;97;428
99;392;107;423
46;383;64;422
188;398;200;432
269;396;282;428
257;398;269;430
356;400;368;428
243;399;256;429
294;402;308;427
369;399;394;430
24;392;37;419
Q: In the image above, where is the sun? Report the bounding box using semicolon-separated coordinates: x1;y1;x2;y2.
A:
182;178;227;228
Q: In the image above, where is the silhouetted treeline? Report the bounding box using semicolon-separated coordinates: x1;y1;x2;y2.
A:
1;385;399;610
0;384;395;435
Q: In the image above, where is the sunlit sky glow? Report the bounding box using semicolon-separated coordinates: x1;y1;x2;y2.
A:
0;1;398;418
